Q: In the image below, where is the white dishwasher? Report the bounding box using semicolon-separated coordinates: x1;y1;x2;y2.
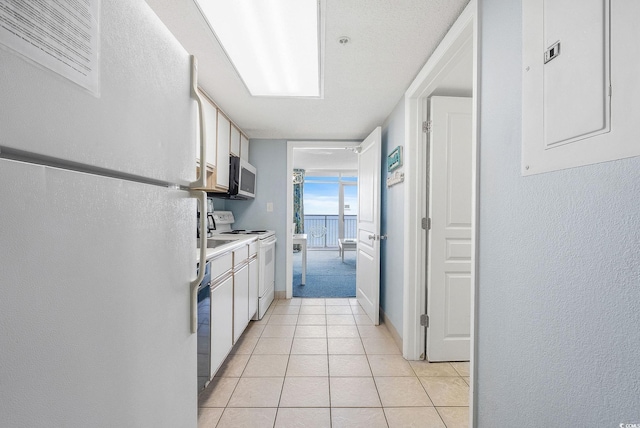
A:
255;234;277;320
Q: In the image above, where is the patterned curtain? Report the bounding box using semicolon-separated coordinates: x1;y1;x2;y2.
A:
293;169;305;251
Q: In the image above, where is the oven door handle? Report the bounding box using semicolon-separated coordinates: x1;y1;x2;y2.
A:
260;236;277;247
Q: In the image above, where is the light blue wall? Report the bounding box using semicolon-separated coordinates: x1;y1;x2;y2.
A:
477;1;640;425
210;198;225;211
226;128;409;330
380;97;406;335
226;139;288;292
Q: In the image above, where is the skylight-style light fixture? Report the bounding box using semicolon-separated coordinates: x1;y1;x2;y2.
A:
194;0;321;97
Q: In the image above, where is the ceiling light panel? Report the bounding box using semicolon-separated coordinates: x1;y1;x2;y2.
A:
195;0;321;97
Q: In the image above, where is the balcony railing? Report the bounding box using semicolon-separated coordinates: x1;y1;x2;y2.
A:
303;215;357;248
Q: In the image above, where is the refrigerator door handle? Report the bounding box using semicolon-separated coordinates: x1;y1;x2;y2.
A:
191;190;207;333
189;56;207;333
190;55;207;189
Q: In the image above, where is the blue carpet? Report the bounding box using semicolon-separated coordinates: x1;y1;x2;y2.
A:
293;249;356;298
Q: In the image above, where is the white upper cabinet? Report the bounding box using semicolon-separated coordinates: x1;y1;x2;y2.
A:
194;88;249;191
240;134;249;161
216;111;231;190
230;125;241;157
200;92;218;168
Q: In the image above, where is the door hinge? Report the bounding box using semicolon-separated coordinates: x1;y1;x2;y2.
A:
421;217;431;230
420;314;429;327
422;120;432;133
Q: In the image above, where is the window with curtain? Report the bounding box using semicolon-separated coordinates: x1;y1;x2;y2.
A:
293;169;304;251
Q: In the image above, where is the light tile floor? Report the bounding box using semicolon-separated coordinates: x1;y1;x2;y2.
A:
198;298;469;428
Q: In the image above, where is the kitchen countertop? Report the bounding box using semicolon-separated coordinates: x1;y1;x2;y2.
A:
196;235;257;263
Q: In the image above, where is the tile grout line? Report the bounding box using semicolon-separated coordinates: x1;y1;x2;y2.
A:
410;363;449;427
271;309;296;428
361;317;390;427
202;299;468;427
324;302;333;428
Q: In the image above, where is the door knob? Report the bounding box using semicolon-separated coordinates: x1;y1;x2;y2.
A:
368;234;376;240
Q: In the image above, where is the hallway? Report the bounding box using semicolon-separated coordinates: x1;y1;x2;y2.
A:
198;298;469;427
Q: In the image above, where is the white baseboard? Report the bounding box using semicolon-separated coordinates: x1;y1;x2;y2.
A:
380;307;403;353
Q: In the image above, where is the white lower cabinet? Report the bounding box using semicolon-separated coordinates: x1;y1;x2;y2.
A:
210;273;233;378
233;264;249;343
248;258;258;320
207;240;258;379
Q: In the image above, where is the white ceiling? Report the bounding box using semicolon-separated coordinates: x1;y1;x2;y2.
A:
145;0;470;140
291;46;473;172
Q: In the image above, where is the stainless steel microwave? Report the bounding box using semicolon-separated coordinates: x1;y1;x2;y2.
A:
228;156;256;200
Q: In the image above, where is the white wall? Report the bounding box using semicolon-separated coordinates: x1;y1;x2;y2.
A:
227;139;288;293
476;1;640;425
380;97;406;335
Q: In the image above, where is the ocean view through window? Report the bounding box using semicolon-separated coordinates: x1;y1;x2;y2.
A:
303;175;357;248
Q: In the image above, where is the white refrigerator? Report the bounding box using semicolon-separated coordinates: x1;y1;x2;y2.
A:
0;2;199;427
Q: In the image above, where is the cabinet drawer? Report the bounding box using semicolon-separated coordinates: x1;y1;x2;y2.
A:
249;241;258;257
233;245;249;267
210;252;232;282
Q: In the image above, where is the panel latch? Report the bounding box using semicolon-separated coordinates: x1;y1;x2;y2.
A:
544;41;561;64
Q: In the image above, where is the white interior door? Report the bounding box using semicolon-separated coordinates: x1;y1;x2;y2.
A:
356;127;382;325
426;96;473;362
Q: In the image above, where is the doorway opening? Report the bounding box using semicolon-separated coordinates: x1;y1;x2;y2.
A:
285;142;360;299
292;173;358;298
403;1;477;424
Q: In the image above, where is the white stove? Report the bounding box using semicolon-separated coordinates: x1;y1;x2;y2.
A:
209;211;275;240
209;211;276;320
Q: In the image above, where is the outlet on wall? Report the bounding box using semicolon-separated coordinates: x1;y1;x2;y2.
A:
266;202;273;212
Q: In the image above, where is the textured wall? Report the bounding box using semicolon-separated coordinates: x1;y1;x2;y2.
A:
226;139;288;292
477;0;640;425
380;97;406;336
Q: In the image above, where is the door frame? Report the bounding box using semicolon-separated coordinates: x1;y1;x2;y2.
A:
285;141;360;298
402;0;478;424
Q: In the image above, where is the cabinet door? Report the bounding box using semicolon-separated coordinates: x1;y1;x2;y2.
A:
240;134;249;161
210;274;233;377
201;93;218;168
230;125;241;157
216;112;231;190
233;265;249;343
248;258;258;320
